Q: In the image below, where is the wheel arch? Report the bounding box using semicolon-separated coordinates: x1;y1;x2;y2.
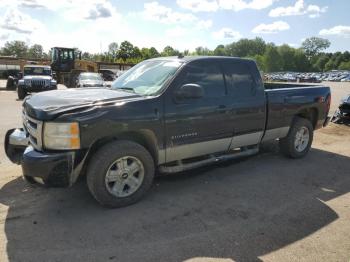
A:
295;107;318;129
83;130;160;172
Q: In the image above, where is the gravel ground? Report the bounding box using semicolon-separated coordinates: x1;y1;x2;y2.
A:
0;81;349;262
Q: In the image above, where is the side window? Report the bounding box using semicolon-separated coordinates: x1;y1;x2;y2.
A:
181;61;225;97
224;62;256;97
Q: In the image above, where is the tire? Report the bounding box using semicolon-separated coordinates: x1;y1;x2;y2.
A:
87;140;155;208
6;77;15;90
17;86;27;100
279;117;314;158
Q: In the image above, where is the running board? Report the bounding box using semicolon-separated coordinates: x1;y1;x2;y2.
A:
159;146;259;174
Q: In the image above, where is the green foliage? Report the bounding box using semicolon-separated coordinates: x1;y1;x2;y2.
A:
118;41;134;62
263;44;283;72
213;45;226;56
338;61;350;70
226;37;266;57
27;44;44;59
108;42;119;59
0;40;28;57
1;38;349;72
302;37;331;58
161;46;180;56
194;46;212;56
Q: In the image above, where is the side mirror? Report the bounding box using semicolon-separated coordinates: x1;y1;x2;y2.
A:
17;72;23;79
175;84;204;100
52;72;57;80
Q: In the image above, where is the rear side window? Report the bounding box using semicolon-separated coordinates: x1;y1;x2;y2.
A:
223;62;256;97
180;60;225;97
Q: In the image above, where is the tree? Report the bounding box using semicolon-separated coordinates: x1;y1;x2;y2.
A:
27;44;44;59
226;37;266;57
118;41;134;62
82;52;93;60
263;44;282;72
313;54;330;72
0;40;28;57
108;42;119;60
161;46;179;56
302;37;331;58
194;46;212;56
294;49;311;72
132;46;142;59
149;47;160;58
278;44;296;71
338;61;350;70
213;45;226;56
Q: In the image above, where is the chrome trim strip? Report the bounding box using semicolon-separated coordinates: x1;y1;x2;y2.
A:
166;137;232;163
230;131;263;149
158;149;166;165
165;131;265;163
262;127;290;142
9;129;29;147
22;110;43;150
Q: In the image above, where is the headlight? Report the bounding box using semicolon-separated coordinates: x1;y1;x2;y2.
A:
43;122;80;150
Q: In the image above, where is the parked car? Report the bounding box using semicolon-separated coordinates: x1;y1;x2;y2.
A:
5;56;331;208
99;69;116;81
332;95;350;123
76;72;105;88
16;65;57;99
265;71;350;83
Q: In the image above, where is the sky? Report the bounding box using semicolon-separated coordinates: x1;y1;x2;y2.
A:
0;0;349;54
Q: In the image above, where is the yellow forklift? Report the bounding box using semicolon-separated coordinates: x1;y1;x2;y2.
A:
50;47;98;88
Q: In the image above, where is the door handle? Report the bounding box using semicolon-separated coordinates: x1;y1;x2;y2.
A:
216;105;227;113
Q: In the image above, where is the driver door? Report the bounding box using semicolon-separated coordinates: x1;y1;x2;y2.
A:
164;59;233;162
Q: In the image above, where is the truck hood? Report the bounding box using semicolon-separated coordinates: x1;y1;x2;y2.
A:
23;75;52;80
24;88;142;120
79;79;104;87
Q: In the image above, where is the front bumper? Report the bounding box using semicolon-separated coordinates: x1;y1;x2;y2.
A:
5;128;87;187
22;147;76;187
21;85;57;93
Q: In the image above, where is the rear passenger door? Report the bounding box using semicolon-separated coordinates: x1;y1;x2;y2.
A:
221;60;266;149
164;60;232;162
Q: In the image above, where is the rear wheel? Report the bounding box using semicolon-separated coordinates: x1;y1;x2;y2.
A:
279;117;313;158
87;141;155;208
17;86;27;100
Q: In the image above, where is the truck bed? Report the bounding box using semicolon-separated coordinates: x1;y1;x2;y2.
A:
263;82;331;133
264;82;322;90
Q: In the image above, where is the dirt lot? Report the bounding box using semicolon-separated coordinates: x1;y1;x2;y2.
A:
0;81;349;262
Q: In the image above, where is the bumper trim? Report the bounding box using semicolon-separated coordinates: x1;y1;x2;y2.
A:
9;128;29;146
4;128;28;164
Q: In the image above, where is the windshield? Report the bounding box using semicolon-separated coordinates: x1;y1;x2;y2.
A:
24;67;51;76
80;73;103;81
111;60;182;96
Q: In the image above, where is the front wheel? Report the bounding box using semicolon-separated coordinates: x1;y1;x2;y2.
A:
279;117;314;158
87;141;155;208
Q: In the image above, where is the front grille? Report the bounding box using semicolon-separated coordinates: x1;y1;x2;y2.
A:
22;109;43;150
25;79;49;88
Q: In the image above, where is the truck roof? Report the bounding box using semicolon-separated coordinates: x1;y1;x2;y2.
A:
148;56;255;63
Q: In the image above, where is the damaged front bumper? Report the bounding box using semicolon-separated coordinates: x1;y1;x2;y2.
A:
5;128;29;164
4;128;87;187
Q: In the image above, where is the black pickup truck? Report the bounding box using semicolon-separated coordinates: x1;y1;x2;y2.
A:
5;57;331;207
